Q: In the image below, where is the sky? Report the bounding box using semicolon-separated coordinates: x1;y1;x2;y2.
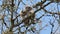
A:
0;0;60;34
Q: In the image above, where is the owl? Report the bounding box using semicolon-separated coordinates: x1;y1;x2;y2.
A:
20;6;35;26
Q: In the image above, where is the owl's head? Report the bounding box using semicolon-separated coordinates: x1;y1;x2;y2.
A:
25;6;32;11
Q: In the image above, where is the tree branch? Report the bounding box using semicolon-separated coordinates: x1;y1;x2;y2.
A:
13;1;53;27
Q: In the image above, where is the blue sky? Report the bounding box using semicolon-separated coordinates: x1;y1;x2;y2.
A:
0;0;60;34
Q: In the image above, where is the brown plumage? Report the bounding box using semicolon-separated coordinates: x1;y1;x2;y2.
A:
20;6;35;26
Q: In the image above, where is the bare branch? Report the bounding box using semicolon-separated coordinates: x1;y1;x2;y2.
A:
13;1;53;27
